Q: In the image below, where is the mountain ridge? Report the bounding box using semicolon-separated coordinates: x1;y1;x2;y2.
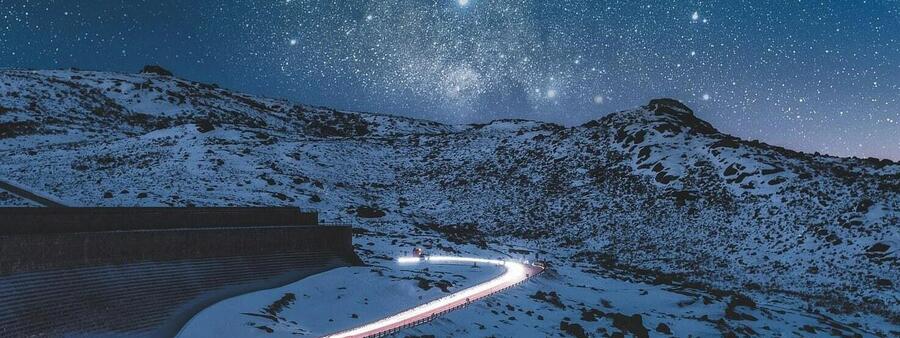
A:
1;69;897;328
2;67;898;163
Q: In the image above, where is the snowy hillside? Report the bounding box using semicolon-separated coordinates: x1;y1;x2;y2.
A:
1;69;897;336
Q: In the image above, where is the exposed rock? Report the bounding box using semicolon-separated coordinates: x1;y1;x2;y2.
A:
647;98;718;134
531;291;565;309
263;293;296;316
710;138;740;149
139;65;173;76
656;323;672;334
356;206;386;218
559;320;587;338
856;198;874;213
196;119;215;133
648;98;694;115
724;294;758;321
580;307;603;321
611;313;649;338
866;242;890;255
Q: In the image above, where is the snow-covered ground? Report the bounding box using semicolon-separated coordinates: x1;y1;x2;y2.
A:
179;261;503;337
1;69;897;336
184;228;896;337
178;229;506;337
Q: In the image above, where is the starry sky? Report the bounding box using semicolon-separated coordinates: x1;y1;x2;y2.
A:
1;0;899;160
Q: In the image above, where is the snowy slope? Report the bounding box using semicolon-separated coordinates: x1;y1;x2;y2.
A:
180;260;504;337
1;69;897;336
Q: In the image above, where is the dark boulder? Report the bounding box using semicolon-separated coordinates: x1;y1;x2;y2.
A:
723;163;743;176
866;242;890;255
140;65;173;76
559;321;587;338
611;313;649;338
656;323;672;334
196;119;215;133
580;307;604;321
671;190;700;206
724;294;758;321
356;206;386;218
581;119;602;128
531;290;565;309
856;198;874;213
710;138;741;149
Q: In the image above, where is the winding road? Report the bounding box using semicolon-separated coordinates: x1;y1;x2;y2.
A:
323;256;544;338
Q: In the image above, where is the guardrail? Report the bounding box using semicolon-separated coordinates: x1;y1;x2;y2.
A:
318;223;353;227
0;207;322;235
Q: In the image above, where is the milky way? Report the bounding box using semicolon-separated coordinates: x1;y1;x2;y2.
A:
1;0;899;159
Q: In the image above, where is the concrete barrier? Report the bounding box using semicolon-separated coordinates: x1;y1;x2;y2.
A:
0;225;358;274
0;207;361;337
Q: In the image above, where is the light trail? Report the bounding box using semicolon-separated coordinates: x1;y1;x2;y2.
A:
322;255;541;338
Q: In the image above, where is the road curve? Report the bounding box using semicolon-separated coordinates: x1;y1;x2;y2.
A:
323;256;543;338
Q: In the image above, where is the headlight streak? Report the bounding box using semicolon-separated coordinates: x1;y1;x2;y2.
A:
324;255;538;338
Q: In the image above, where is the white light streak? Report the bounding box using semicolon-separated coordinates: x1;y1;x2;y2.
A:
396;256;422;264
326;256;534;338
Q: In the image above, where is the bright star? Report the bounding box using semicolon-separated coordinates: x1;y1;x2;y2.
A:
457;0;470;7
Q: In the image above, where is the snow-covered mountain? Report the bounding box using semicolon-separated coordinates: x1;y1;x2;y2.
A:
1;69;897;335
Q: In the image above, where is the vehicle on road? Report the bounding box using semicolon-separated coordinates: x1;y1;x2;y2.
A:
412;247;425;258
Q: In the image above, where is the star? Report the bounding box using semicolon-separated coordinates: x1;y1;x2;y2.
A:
5;0;894;160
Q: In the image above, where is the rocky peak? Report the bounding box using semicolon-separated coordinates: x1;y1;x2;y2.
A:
644;98;718;135
647;98;694;116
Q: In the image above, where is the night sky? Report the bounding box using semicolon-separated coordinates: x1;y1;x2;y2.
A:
2;0;898;160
